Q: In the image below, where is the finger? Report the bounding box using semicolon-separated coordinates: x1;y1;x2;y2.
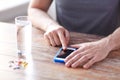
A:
65;45;89;62
70;44;81;48
70;43;90;49
83;57;97;69
71;54;93;68
65;49;80;62
65;52;83;67
58;31;67;50
65;30;70;45
51;32;61;46
44;33;51;46
48;32;56;46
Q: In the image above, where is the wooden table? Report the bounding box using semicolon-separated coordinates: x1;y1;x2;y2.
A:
0;22;120;80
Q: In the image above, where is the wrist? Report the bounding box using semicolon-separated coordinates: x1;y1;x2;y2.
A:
105;36;113;52
45;21;61;31
98;36;113;53
107;34;119;51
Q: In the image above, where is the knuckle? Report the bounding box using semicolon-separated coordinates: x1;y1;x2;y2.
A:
56;42;61;46
44;32;50;36
75;53;82;58
53;44;56;47
92;58;97;62
44;33;48;37
51;30;55;33
44;32;47;35
56;28;61;31
83;55;89;60
50;30;58;35
70;58;76;63
48;31;52;35
57;27;64;32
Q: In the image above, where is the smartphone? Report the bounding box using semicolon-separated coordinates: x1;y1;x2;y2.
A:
53;47;77;63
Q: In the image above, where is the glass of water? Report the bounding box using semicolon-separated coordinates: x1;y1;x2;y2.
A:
15;16;32;59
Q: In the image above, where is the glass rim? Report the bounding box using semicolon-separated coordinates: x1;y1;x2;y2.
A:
15;16;29;21
15;16;31;26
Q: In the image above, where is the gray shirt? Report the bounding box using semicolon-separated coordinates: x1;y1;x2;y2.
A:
55;0;120;36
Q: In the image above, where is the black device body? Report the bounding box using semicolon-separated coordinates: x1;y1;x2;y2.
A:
54;47;77;63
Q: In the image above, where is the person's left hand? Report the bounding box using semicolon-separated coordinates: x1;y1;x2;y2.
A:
65;38;112;69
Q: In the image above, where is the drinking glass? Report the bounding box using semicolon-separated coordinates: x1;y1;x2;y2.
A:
15;16;32;59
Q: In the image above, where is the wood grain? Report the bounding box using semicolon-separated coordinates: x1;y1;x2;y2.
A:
0;22;120;80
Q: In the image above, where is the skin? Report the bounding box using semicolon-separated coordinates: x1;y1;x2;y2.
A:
65;28;120;69
28;0;120;69
28;0;70;49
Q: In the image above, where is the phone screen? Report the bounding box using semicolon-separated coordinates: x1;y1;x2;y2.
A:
56;49;74;58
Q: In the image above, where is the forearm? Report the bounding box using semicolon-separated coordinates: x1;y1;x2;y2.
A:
107;27;120;51
28;8;59;31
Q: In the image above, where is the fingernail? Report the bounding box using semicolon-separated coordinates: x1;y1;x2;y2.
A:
83;65;89;69
65;63;70;67
64;58;68;63
64;59;67;62
71;64;76;68
63;47;66;50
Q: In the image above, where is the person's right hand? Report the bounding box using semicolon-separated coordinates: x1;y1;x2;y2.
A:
44;24;70;49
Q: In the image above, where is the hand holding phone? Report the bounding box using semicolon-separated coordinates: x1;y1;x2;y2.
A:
53;47;77;63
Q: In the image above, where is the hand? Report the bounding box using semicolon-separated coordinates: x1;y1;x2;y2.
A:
65;38;112;69
44;24;70;49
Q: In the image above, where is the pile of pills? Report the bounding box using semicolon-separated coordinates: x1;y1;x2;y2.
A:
9;59;28;70
9;51;28;70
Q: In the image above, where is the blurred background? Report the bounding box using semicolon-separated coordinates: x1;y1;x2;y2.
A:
0;0;56;23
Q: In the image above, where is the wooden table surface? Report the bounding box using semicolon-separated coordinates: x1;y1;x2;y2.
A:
0;22;120;80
